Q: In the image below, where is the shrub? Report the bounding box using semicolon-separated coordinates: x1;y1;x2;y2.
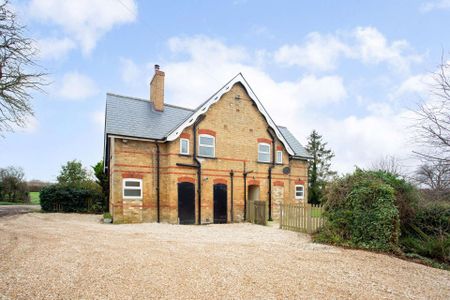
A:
315;169;400;252
40;184;103;213
400;204;450;263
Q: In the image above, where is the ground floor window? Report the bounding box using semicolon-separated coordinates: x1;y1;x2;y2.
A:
123;178;142;199
295;185;304;200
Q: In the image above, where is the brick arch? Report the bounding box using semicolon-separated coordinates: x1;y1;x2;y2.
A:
276;146;283;151
248;179;260;186
122;173;143;179
257;138;272;144
213;178;227;185
198;129;216;137
178;176;195;184
273;181;284;187
180;132;191;139
295;180;305;185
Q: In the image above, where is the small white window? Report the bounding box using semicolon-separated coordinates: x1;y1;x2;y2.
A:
199;134;215;157
295;185;304;200
276;150;283;164
123;179;142;199
258;143;271;162
180;138;189;155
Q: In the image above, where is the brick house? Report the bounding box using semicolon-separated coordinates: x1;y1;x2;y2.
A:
104;65;311;224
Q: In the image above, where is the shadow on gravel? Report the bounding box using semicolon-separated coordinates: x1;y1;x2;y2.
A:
0;205;41;218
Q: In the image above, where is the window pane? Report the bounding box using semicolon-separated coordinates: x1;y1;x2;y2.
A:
258;152;270;162
125;181;140;187
199;145;214;157
181;140;188;154
200;136;214;146
259;144;270;153
124;189;141;197
277;151;282;163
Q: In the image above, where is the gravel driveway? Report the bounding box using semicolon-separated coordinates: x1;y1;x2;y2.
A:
0;205;40;217
0;213;449;299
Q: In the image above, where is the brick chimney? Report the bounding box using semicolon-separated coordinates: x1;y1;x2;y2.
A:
150;64;165;111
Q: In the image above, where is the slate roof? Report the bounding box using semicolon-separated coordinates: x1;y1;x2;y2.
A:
105;93;193;140
277;126;312;159
105;92;311;159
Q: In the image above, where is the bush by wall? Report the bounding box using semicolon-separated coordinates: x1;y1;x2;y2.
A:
40;184;103;213
315;169;401;252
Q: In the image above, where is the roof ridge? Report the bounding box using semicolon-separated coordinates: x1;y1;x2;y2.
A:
106;92;194;111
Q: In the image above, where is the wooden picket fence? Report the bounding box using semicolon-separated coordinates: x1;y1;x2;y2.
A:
279;203;325;233
247;200;268;226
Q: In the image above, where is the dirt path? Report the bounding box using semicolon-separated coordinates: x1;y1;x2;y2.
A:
0;205;40;218
0;213;449;299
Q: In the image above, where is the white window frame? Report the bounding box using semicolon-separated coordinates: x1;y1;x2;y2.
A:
123;178;143;200
198;134;215;158
258;143;271;163
295;184;304;200
276;150;283;164
180;138;189;155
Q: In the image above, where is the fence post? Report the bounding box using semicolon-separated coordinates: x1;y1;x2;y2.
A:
307;203;312;234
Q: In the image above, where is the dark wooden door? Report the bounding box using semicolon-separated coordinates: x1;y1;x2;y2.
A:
213;184;227;223
178;182;195;224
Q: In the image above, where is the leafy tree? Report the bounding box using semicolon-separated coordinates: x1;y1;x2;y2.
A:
92;160;109;210
306;130;336;204
0;0;46;134
57;160;91;187
0;166;28;202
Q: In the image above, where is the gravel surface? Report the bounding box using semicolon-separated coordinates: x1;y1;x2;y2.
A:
0;213;449;299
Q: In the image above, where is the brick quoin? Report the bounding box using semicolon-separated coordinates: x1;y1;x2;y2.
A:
198;129;216;137
213;178;227;185
177;176;195;183
257;138;272;144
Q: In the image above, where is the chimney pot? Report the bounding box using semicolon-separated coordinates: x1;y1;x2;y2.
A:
155;64;160;71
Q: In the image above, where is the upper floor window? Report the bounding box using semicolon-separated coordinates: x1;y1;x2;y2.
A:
123;179;143;200
258;143;271;162
295;185;304;200
180;138;189;155
199;134;215;157
276;150;283;164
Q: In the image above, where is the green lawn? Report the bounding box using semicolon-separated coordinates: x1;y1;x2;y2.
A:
29;192;40;204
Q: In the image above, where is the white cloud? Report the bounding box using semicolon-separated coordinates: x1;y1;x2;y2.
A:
57;72;99;100
120;57;147;86
274;32;351;71
91;110;105;131
11;115;39;134
420;0;450;12
36;37;75;60
28;0;137;55
274;27;422;73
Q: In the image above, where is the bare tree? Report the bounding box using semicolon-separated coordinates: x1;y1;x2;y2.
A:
414;55;450;163
370;155;403;176
0;0;46;134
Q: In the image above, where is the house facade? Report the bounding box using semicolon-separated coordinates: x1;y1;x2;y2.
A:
104;65;311;224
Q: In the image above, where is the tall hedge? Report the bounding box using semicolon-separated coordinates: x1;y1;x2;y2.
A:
40;184;102;213
316;169;401;252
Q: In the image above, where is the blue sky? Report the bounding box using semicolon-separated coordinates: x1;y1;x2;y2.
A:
1;0;450;181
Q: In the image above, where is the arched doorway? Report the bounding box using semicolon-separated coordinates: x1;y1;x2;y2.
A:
248;185;260;202
178;182;195;224
213;184;227;223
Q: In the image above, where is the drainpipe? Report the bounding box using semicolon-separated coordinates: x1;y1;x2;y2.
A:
230;169;234;223
193;115;205;225
156;143;160;223
243;166;254;222
267;128;276;221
